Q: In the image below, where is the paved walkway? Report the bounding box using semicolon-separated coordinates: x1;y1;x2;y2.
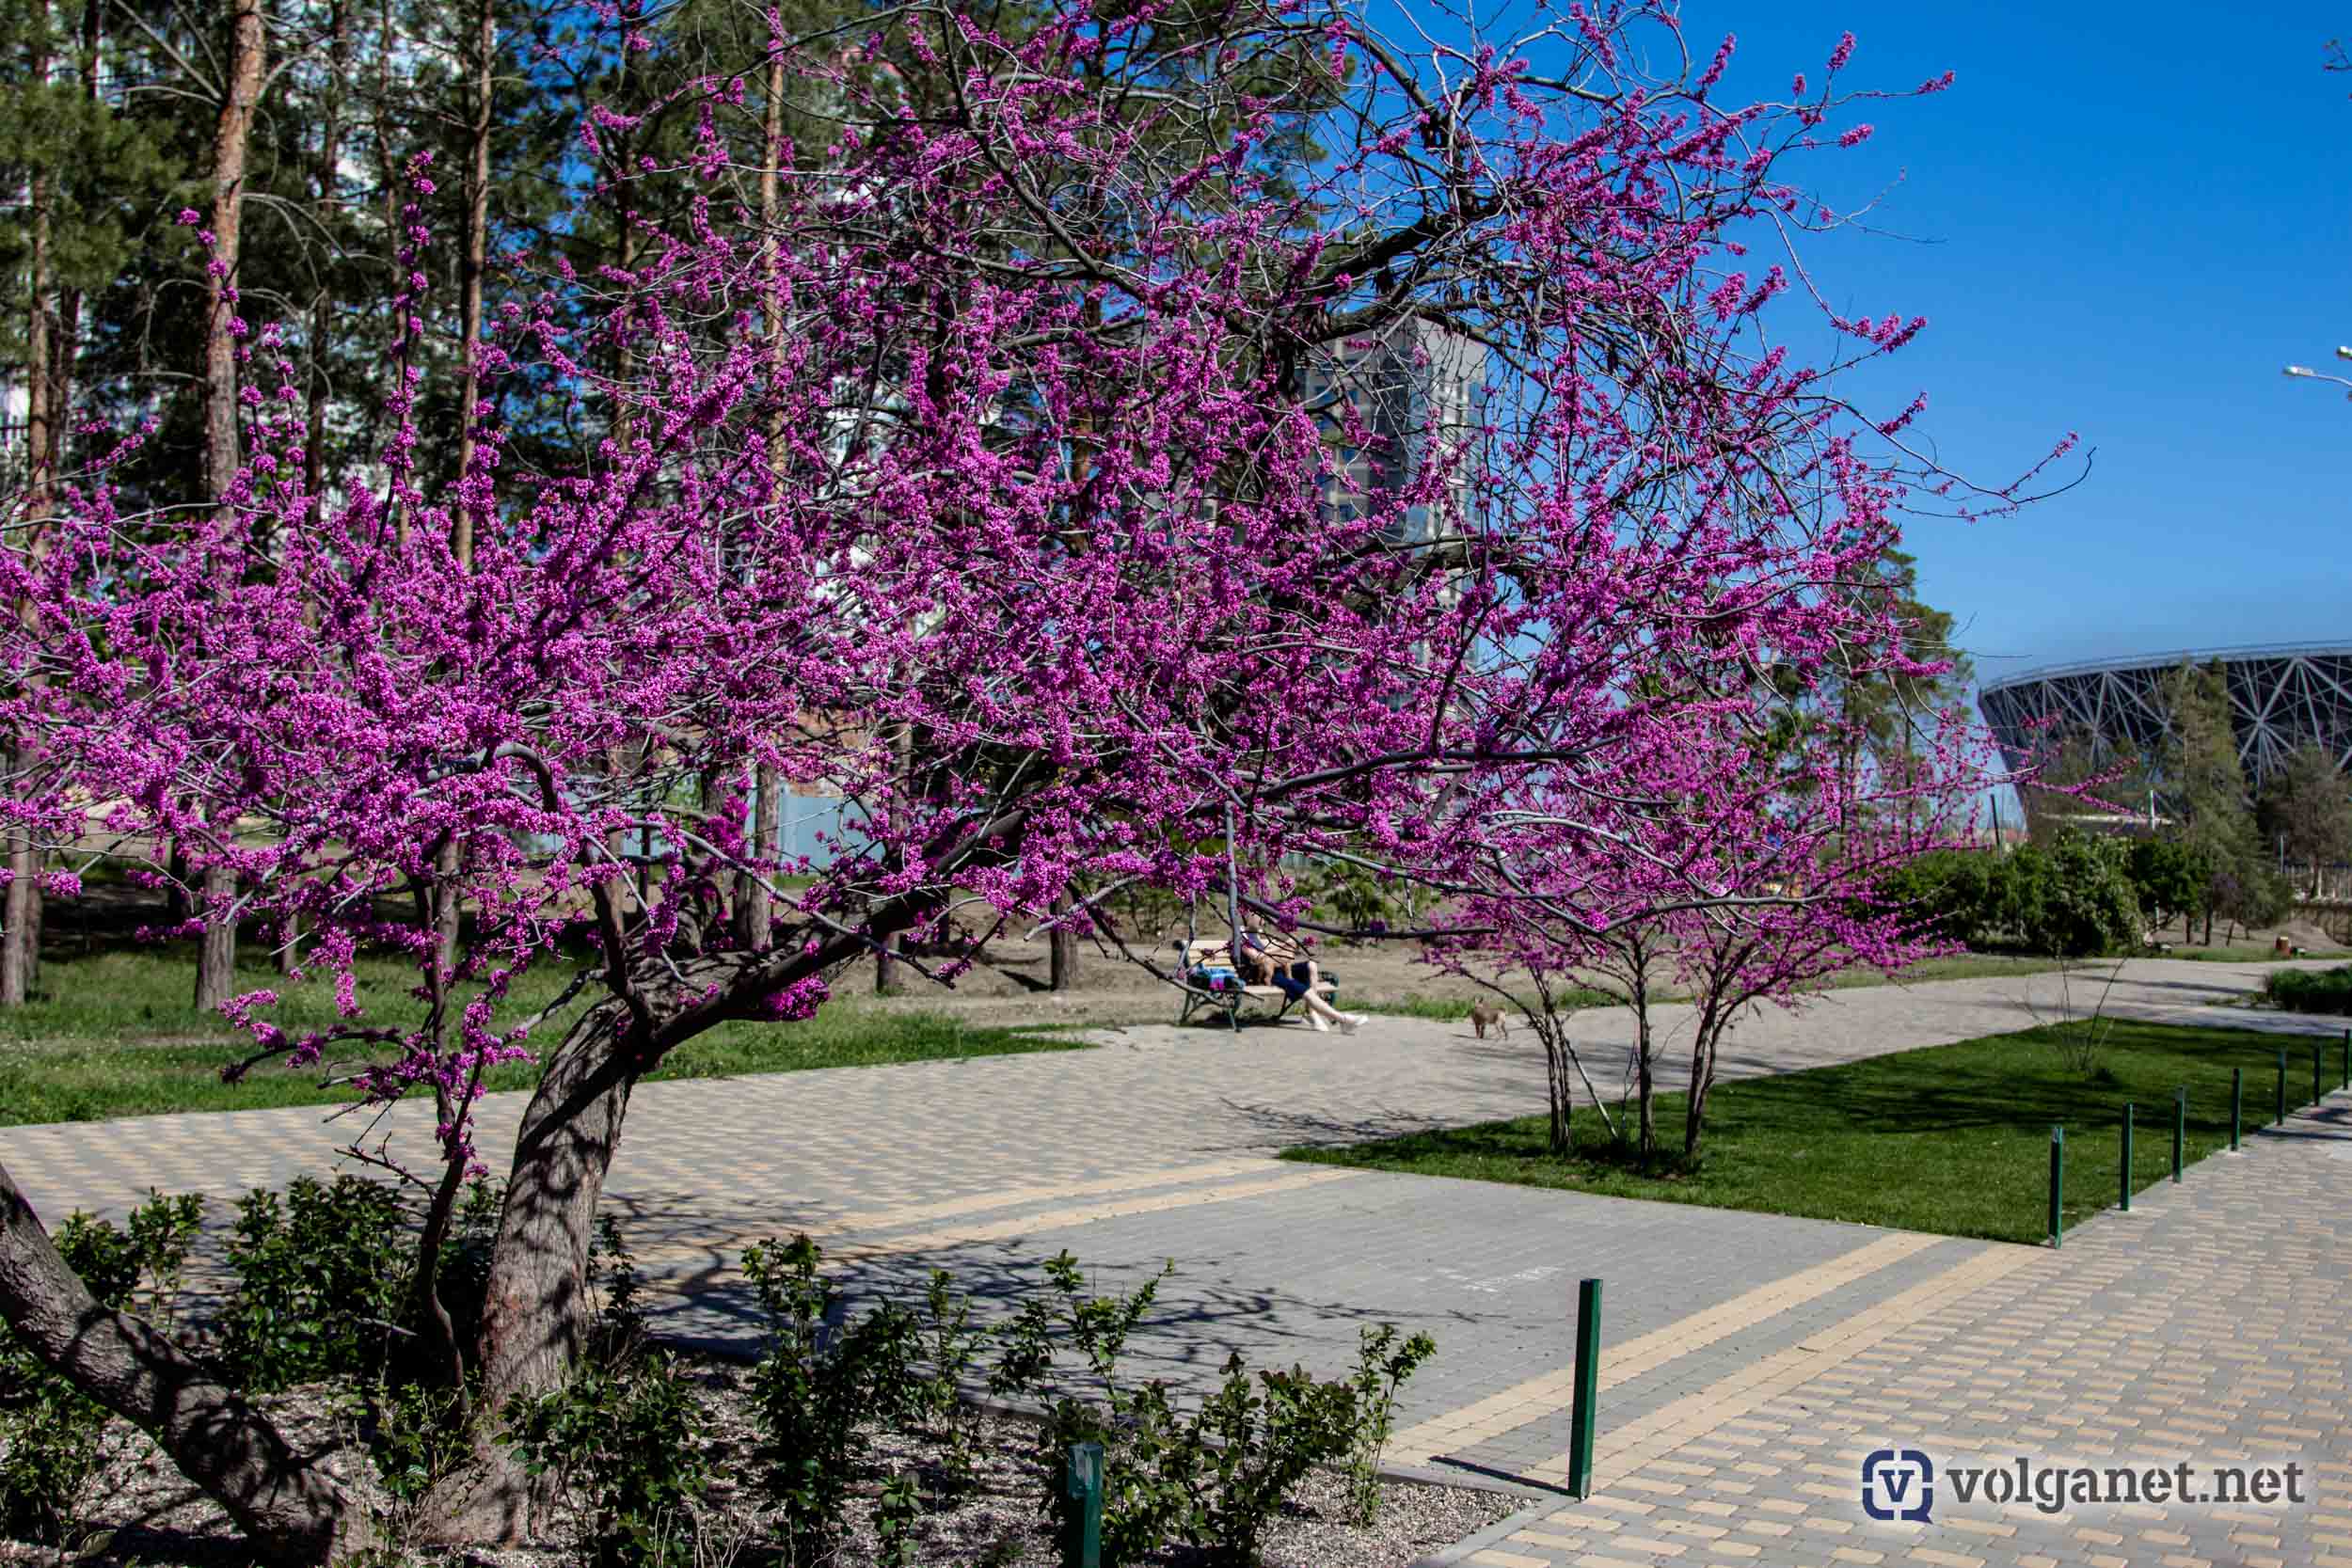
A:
1435;1091;2352;1568
2;958;2346;1567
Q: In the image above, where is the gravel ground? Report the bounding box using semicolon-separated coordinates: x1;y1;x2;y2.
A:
0;1370;1514;1568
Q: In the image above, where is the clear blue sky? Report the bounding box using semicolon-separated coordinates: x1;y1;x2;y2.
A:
1646;0;2352;691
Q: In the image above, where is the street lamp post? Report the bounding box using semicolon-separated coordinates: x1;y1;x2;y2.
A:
2282;344;2352;397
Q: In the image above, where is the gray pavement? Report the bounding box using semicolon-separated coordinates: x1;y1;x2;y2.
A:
3;956;2348;1568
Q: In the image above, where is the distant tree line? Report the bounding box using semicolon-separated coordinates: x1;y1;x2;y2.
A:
1883;657;2352;956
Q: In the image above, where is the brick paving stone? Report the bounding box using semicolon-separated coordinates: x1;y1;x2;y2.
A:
1;958;2346;1568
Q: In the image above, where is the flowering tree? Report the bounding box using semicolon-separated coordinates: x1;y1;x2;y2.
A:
1430;698;1989;1164
0;1;2048;1557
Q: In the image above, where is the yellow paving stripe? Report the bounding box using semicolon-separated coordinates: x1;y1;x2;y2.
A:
1389;1231;1947;1465
834;1157;1279;1232
834;1166;1362;1261
626;1164;1362;1269
1522;1242;2044;1489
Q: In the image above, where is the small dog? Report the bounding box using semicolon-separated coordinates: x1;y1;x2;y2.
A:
1468;1000;1508;1039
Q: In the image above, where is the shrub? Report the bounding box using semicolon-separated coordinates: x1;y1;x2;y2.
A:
0;1193;203;1544
506;1353;711;1568
1343;1324;1436;1525
1007;1252;1437;1566
1875;848;1999;947
2125;838;2210;932
740;1233;926;1557
218;1175;410;1391
2005;832;2143;958
2265;965;2352;1015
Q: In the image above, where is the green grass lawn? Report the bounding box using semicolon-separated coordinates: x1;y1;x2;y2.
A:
2167;943;2352;963
1354;955;2073;1022
0;948;1085;1128
1283;1020;2345;1244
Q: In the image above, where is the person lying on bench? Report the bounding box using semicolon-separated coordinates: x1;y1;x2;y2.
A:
1237;928;1368;1036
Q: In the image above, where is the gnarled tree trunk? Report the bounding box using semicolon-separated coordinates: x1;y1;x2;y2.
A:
0;1162;373;1565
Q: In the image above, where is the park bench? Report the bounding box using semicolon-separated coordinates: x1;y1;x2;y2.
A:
1172;936;1339;1029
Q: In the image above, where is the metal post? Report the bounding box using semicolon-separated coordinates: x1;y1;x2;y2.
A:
2231;1067;2243;1152
1566;1277;1603;1499
2278;1048;2288;1126
2318;1044;2328;1110
1062;1442;1104;1568
2120;1103;2134;1212
2171;1088;2185;1183
2343;1026;2349;1092
2048;1125;2065;1249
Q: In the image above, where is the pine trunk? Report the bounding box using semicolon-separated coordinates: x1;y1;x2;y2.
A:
190;0;265;1012
450;0;493;568
2;120;53;1009
0;1163;374;1564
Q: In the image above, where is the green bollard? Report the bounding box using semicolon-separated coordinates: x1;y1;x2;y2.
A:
2232;1067;2243;1152
2048;1125;2065;1249
2171;1087;2185;1182
2278;1048;2288;1126
2121;1103;2134;1212
1062;1441;1104;1568
1567;1277;1603;1499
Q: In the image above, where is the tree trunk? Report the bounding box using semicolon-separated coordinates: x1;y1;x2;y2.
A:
731;63;787;957
0;1161;374;1565
1048;892;1078;991
1632;1004;1655;1161
735;764;779;951
1541;1026;1572;1156
194;861;239;1012
203;0;264;505
450;0;493;568
188;0;264;1013
0;740;37;1007
1682;1008;1721;1161
3;104;54;1009
449;998;638;1541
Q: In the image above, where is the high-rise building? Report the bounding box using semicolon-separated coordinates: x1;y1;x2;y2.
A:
1299;320;1486;553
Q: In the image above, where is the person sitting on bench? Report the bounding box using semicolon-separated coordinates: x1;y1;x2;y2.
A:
1236;928;1367;1035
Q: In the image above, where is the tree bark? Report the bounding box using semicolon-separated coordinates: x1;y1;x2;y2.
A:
1048;892;1077;990
731;58;787;958
1682;1007;1721;1161
194;861;239;1012
1632;999;1656;1161
3;71;54;1009
0;1161;374;1565
447;998;637;1541
190;0;266;1011
449;0;493;569
736;765;779;951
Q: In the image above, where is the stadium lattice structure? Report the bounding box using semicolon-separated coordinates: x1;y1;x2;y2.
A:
1978;642;2352;787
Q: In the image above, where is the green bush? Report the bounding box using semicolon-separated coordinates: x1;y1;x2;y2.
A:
2264;965;2352;1015
740;1233;928;1557
2016;832;2145;958
1876;832;2142;958
1003;1252;1436;1567
2125;838;2210;932
506;1354;711;1568
0;1193;203;1544
219;1175;410;1392
1875;849;1999;947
